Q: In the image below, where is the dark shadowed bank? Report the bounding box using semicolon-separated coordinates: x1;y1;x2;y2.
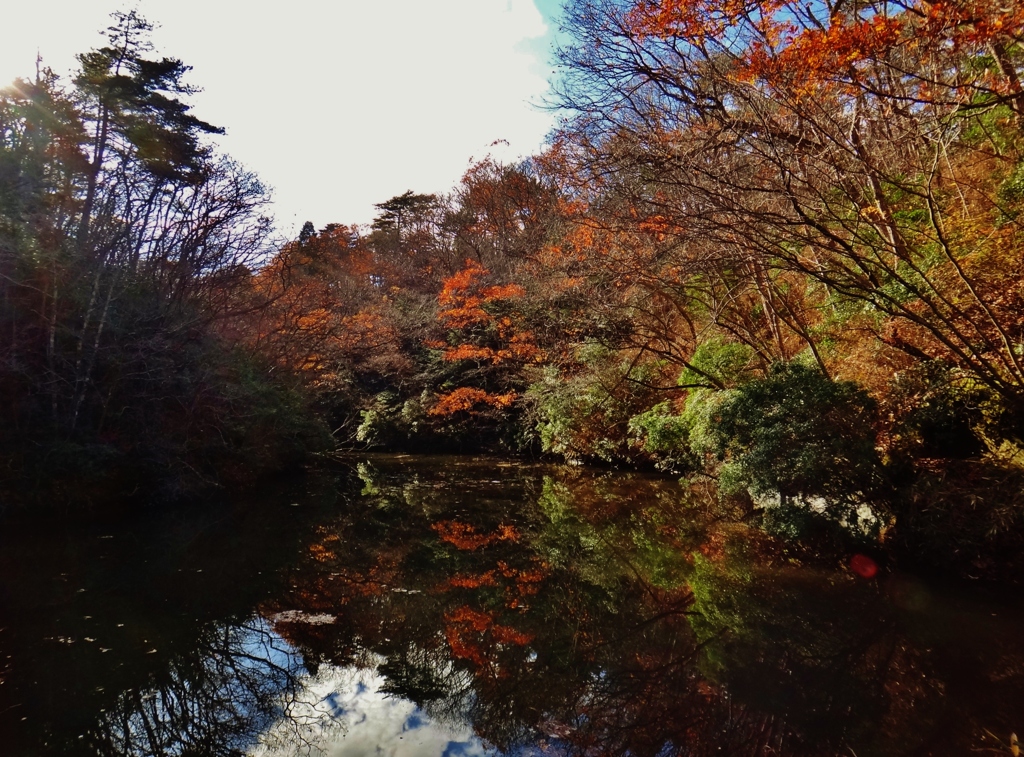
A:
0;12;331;511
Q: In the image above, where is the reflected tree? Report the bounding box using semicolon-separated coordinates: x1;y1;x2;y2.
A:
83;620;333;757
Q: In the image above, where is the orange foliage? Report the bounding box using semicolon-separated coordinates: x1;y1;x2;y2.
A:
448;605;494;632
238;225;412;388
442;344;499;363
637;214;685;240
917;0;1024;44
438;559;550;604
446;570;500;589
336;311;396;351
430;259;543;412
628;0;791;49
627;0;1024;97
438;262;491;327
440;336;542;366
744;16;904;94
496;560;547;601
437;260;527;329
428;387;517;417
490;624;534;646
444;607;491;665
308;542;337;563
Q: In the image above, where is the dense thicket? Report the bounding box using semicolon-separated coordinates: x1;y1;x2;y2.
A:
534;0;1024;572
0;12;327;506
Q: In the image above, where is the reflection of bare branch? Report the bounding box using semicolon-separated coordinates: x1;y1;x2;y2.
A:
87;617;339;757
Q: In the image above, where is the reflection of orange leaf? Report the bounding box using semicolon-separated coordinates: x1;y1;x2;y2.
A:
446;629;486;665
443;605;534;667
445;605;491;665
432;520;520;550
308;543;336;563
448;605;493;631
446;571;499;589
491;624;534;646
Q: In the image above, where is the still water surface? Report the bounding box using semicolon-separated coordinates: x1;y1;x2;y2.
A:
0;455;1021;756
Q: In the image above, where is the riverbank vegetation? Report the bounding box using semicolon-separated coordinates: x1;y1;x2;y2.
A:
4;3;1024;576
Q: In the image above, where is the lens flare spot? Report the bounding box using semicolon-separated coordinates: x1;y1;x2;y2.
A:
850;554;878;578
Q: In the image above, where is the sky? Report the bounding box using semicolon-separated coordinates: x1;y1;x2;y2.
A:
0;1;565;234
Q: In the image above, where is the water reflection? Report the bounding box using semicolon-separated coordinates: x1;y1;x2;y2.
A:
0;488;336;756
88;619;318;756
0;457;1021;756
255;666;494;757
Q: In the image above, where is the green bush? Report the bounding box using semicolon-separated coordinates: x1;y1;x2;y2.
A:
678;337;755;389
706;363;886;512
526;346;666;464
627;401;699;473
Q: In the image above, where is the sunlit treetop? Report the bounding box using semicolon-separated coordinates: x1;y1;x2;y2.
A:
623;0;1024;96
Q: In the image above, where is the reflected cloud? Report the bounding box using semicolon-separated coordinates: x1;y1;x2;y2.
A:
255;666;493;757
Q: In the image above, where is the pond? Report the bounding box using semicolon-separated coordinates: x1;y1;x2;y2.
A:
0;455;1021;756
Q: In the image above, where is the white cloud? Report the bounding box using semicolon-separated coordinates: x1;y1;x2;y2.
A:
0;1;556;233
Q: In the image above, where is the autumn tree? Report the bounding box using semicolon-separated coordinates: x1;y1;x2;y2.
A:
284;163;567;452
551;0;1024;417
426;258;542;424
241;220;438;443
365;190;452;292
444;158;560;275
